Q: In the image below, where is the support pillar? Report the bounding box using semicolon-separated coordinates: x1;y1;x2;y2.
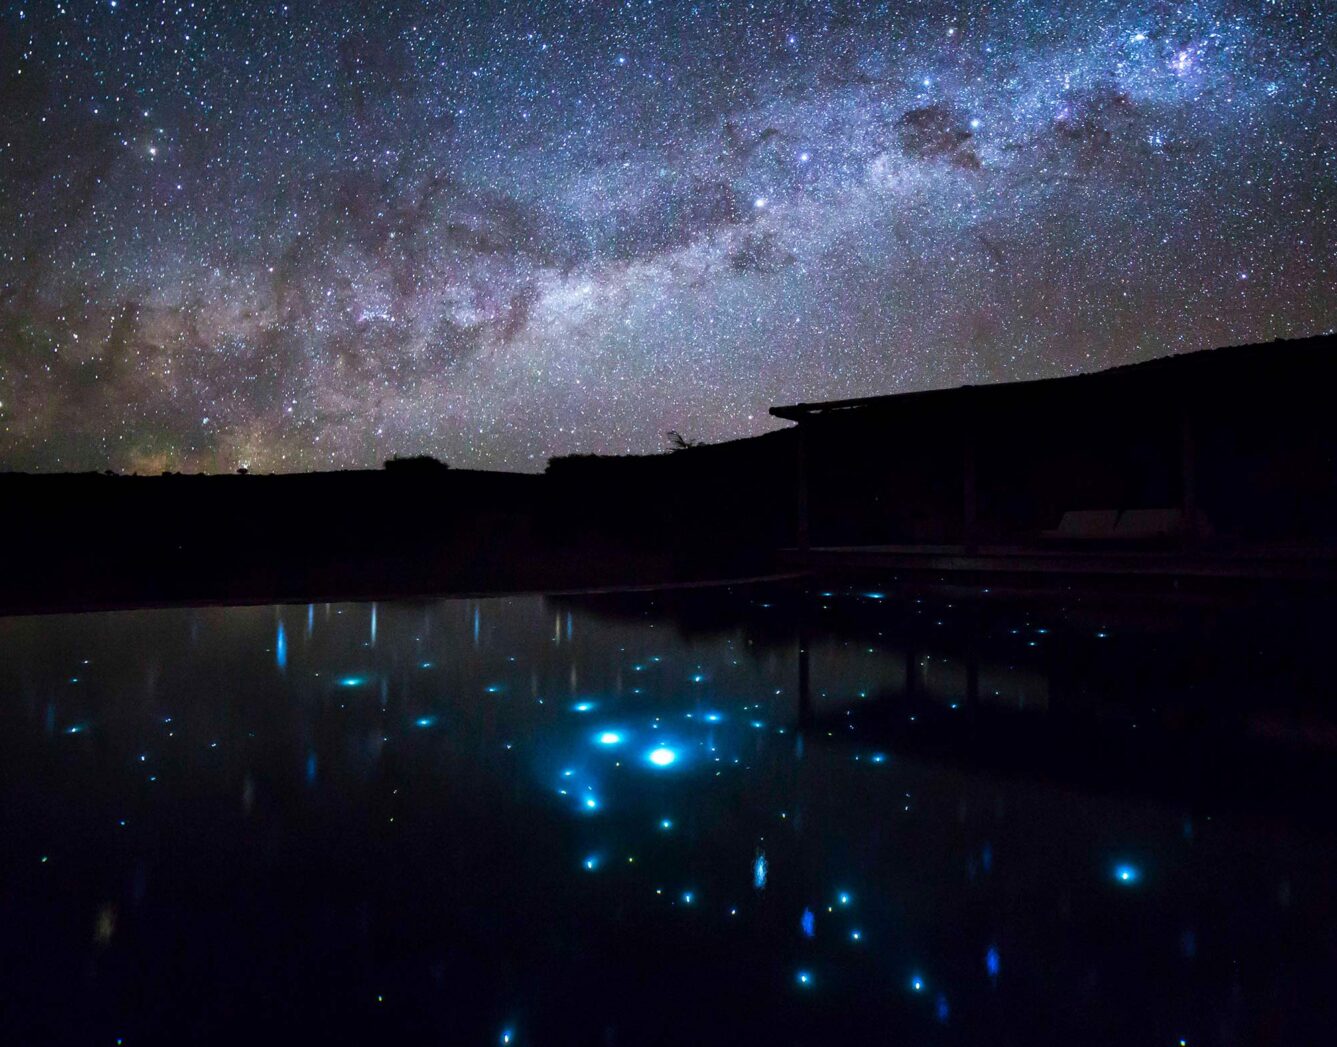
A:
796;423;811;552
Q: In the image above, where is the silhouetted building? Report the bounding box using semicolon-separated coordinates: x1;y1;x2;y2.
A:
771;334;1337;573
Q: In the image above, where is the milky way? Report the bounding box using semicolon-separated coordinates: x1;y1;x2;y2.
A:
1;1;1333;472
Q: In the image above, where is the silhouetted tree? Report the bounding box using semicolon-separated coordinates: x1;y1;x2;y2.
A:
664;430;700;452
384;454;450;472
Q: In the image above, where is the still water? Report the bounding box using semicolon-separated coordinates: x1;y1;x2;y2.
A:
2;583;1334;1044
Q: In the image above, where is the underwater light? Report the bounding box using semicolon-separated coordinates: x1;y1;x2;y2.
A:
647;746;677;767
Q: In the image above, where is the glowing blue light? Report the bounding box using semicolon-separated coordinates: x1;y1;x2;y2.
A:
583;796;600;811
703;712;723;723
419;661;433;669
690;674;705;684
1114;863;1141;884
864;592;886;600
801;908;815;937
851;929;862;942
583;856;599;871
837;891;852;906
275;620;287;670
796;970;812;987
753;852;768;890
659;818;674;830
339;676;366;687
750;720;766;729
682;891;694;904
910;975;925;992
870;753;887;764
986;946;1000;978
65;724;85;735
501;1030;513;1045
596;731;623;746
572;701;595;713
414;716;436;728
647;746;677;767
485;684;503;694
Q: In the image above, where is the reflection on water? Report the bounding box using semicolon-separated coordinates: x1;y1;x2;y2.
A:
2;584;1335;1044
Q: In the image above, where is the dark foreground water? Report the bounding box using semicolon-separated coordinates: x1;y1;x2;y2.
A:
2;582;1335;1045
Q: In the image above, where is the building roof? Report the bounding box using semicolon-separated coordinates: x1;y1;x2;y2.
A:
768;333;1335;423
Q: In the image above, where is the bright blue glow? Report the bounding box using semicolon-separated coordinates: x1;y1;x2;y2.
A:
500;1030;513;1045
864;592;886;600
796;970;812;987
414;716;437;728
583;796;600;810
275;620;287;670
338;676;366;687
870;753;887;764
753;852;768;890
561;768;574;778
485;684;503;694
65;724;86;735
659;818;674;830
850;929;862;942
596;731;623;746
682;891;694;904
750;720;766;729
801;908;815;937
572;701;595;713
837;891;852;906
703;712;723;723
583;855;599;871
986;946;1000;977
910;975;925;992
419;661;433;669
690;674;705;683
1114;863;1141;884
647;746;677;767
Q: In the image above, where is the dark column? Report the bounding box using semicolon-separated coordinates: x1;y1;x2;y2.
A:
796;423;811;552
1180;411;1199;543
963;419;978;553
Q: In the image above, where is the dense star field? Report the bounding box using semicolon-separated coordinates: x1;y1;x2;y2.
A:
0;1;1332;472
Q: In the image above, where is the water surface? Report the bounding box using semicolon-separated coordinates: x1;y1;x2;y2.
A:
2;584;1334;1044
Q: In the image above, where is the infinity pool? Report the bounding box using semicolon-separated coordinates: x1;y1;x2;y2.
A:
2;584;1333;1043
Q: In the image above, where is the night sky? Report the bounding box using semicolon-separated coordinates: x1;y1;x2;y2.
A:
1;1;1332;473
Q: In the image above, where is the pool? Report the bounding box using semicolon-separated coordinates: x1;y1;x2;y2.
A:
2;583;1333;1043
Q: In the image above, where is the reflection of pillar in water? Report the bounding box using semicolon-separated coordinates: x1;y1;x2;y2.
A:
797;590;812;728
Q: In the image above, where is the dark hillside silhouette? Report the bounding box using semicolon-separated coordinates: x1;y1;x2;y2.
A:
2;333;1335;613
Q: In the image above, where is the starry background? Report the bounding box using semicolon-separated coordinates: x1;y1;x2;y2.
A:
0;1;1332;473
